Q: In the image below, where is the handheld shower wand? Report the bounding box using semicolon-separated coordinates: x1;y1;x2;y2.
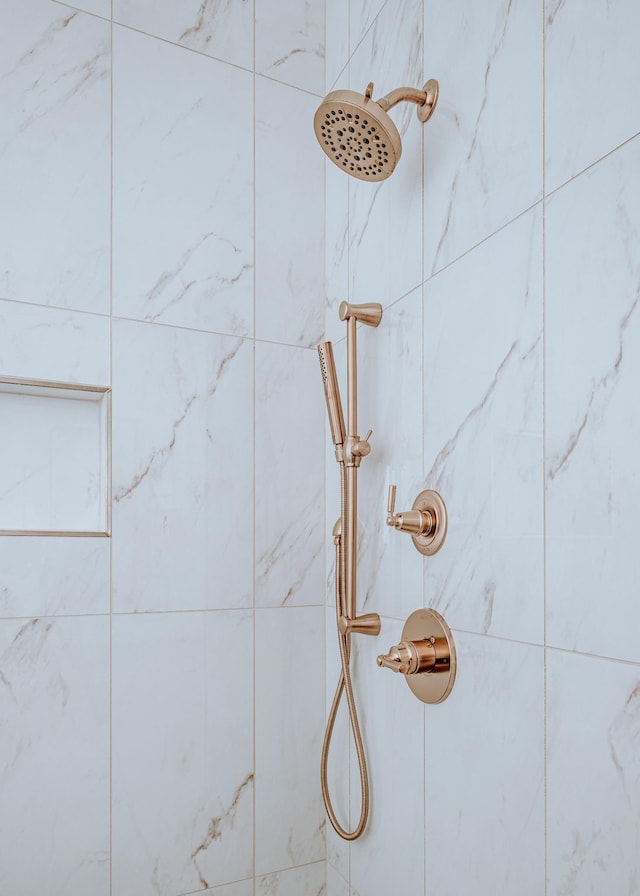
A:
318;341;346;450
318;301;382;841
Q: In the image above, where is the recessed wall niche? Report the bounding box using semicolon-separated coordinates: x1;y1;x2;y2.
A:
0;377;111;536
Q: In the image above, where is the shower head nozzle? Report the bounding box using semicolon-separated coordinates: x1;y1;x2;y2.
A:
313;79;439;182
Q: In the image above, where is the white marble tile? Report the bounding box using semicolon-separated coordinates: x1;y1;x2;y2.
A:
113;0;253;69
426;632;544;896
190;881;253;896
545;0;640;192
255;0;324;94
353;289;424;623
112;26;253;337
112;319;253;612
349;0;387;55
0;616;110;895
324;165;350;345
325;0;349;91
0;537;109;617
349;615;425;896
0;1;110;313
255;343;324;607
255;607;326;874
423;0;542;275
255;78;325;347
545;136;640;662
257;862;326;896
424;208;543;644
67;0;111;16
326;863;349;896
347;0;424;306
112;611;254;894
0;300;110;384
547;649;640;896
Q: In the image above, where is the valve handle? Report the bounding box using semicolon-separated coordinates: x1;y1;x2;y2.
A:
387;484;397;518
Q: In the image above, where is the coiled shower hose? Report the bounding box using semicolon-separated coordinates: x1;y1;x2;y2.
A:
320;463;370;840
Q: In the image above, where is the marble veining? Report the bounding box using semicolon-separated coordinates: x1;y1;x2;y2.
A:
111;612;254;893
112;321;253;613
257;862;326;896
255;78;325;346
115;338;243;506
431;0;516;271
1;13;107;153
255;0;324;94
547;650;640;895
0;3;110;313
424;0;542;274
545;0;640;190
191;774;254;890
548;292;639;483
607;680;640;803
178;0;246;47
427;338;519;487
113;0;253;69
0;616;110;895
255;344;324;608
112;26;253;336
345;0;425;305
142;233;252;326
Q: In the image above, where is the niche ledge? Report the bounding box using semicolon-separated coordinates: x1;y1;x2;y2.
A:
0;376;111;537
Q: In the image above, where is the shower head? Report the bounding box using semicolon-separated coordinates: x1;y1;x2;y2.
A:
314;79;439;182
318;341;346;449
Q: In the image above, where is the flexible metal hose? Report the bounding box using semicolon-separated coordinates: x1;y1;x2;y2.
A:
320;463;370;840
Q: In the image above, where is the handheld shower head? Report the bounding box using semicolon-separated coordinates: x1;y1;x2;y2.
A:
314;79;439;182
318;341;346;449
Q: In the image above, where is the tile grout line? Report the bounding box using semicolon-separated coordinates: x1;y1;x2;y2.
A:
252;3;257;892
50;0;324;99
421;7;428;895
5;122;636;355
321;0;329;883
542;2;548;894
108;5;114;894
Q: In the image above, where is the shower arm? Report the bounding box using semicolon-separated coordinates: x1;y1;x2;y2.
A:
366;80;440;122
376;86;427;110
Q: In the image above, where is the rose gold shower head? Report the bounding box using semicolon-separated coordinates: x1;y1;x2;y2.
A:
314;79;439;182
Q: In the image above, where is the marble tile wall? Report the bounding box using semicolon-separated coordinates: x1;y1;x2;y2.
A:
1;2;326;896
323;1;640;894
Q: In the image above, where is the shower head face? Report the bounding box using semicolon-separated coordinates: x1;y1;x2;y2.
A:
314;89;402;182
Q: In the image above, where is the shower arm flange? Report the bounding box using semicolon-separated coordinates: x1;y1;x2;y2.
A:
374;80;439;123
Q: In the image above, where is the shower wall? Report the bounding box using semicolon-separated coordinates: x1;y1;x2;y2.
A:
0;2;327;895
324;1;640;894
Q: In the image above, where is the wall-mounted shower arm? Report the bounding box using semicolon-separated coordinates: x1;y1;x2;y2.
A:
376;82;439;122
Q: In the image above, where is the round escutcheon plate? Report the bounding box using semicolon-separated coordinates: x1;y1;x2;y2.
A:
402;608;456;704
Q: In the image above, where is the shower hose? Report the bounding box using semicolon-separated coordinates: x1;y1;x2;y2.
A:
320;463;370;841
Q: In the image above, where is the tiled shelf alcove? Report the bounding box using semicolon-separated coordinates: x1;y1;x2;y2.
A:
0;377;110;536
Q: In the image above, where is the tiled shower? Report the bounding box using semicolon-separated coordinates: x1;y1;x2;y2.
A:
1;2;639;896
324;1;640;894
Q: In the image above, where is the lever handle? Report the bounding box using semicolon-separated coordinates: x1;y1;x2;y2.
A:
386;483;432;535
387;484;397;518
377;653;407;673
377;639;437;676
376;644;412;674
